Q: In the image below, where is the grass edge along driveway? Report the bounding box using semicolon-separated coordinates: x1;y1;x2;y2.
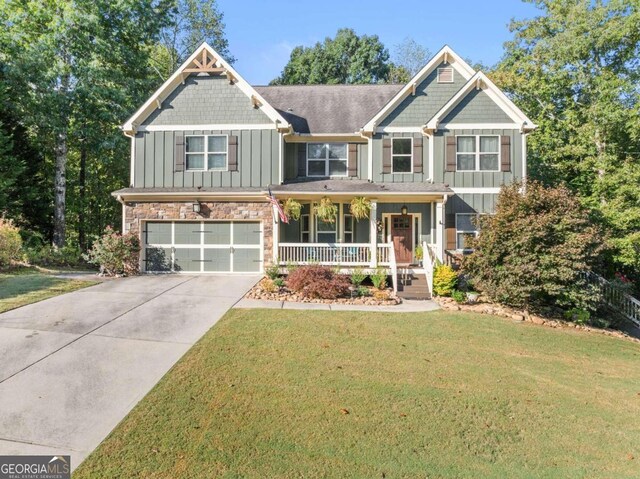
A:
75;308;640;479
0;268;98;313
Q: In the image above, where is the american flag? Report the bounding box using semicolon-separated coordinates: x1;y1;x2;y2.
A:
267;188;288;224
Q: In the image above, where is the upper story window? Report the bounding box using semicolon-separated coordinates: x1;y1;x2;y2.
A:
437;67;454;83
307;143;347;177
392;138;412;173
456;135;500;171
186;135;228;171
456;213;479;251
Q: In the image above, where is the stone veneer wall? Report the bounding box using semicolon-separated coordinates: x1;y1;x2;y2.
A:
124;200;274;263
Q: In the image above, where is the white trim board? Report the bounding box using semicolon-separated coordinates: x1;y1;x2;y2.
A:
436;123;521;130
138;124;276;132
122;43;290;133
362;46;476;133
451;187;501;194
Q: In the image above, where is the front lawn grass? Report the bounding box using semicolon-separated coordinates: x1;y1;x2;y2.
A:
75;309;640;479
0;267;97;313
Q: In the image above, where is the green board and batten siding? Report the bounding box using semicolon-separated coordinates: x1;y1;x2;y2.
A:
440;89;513;124
134;129;280;188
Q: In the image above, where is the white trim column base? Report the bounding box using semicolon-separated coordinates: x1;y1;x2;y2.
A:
435;201;444;262
369;200;378;267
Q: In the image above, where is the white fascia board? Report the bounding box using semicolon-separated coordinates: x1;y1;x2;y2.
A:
451;187;501;194
122;43;291;133
436;123;521;130
375;126;424;133
138;124;276;132
425;72;537;131
362;46;476;132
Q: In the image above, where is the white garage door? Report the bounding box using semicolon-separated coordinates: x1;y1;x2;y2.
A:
143;221;263;273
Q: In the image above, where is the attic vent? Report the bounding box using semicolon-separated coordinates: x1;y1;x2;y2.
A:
437;67;454;83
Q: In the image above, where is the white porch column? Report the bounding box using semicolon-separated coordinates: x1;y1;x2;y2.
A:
369;200;378;267
272;207;279;264
435;201;444;262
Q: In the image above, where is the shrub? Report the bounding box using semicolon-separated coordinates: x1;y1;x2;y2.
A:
260;278;278;293
463;181;605;312
433;264;457;296
371;267;387;290
26;244;83;268
83;226;140;276
451;289;466;304
564;308;590;325
0;217;22;267
287;265;350;299
357;285;371;297
373;290;390;301
273;277;285;288
265;262;280;280
350;268;366;286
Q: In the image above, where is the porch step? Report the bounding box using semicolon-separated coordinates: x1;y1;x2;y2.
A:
396;271;431;300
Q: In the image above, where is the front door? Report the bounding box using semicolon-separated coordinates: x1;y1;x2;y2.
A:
391;215;413;263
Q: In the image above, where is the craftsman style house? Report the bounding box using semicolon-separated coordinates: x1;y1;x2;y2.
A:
115;42;535;290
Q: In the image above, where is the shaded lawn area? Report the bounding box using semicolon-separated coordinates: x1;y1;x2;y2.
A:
75;309;640;479
0;268;97;313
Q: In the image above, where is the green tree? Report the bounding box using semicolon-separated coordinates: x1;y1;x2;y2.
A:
464;182;605;313
271;28;390;85
152;0;234;80
492;0;640;277
1;0;171;247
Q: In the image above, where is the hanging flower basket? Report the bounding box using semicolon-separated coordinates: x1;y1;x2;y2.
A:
282;198;302;221
314;197;338;223
349;197;372;220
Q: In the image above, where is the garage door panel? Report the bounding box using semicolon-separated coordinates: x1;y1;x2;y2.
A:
174;248;201;272
203;222;231;245
203;249;231;272
233;223;261;245
175;222;201;245
233;248;261;273
145;222;171;245
145;247;172;272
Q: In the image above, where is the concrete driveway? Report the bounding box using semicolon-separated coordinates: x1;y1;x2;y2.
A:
0;274;258;470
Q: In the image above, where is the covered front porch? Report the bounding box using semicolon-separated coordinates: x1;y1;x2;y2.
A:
269;180;450;294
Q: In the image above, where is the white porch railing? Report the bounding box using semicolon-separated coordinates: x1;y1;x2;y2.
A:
585;272;640;328
423;241;437;296
278;243;393;267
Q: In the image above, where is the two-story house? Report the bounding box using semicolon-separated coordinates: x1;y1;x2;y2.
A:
114;42;535;283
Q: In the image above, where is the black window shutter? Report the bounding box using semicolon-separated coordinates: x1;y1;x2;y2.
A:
175;133;185;172
297;143;306;177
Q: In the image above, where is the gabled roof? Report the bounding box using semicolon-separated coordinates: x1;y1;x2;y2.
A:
255;84;402;134
122;43;290;133
425;71;537;131
361;45;476;132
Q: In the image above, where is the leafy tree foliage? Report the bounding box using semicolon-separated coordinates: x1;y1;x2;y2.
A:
392;37;430;78
492;0;640;278
151;0;234;81
464;182;605;312
271;29;391;85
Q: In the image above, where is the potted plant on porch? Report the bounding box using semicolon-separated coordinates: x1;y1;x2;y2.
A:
282;198;302;221
349;197;371;220
314;197;338;223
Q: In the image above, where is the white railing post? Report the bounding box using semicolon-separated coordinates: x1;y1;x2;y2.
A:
369;200;378;268
389;244;398;294
435;201;444;262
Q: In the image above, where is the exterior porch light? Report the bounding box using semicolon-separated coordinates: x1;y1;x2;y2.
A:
400;205;408;216
193;201;202;214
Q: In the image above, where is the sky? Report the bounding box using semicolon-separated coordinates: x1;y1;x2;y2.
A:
216;0;542;85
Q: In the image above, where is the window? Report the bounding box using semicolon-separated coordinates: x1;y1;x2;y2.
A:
300;214;310;243
316;216;337;243
456;214;479;250
186;135;227;171
456;135;500;171
392;138;412;173
307;143;347;177
437;67;454;83
344;214;353;243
